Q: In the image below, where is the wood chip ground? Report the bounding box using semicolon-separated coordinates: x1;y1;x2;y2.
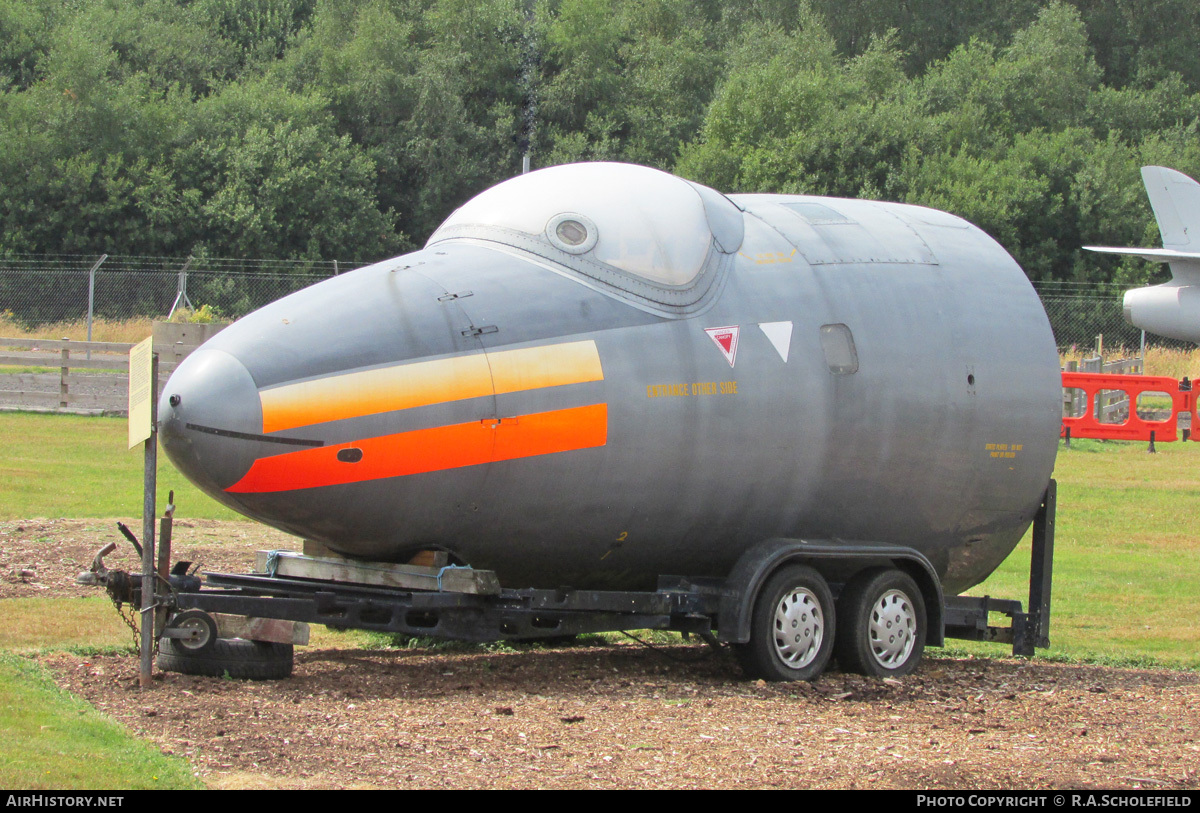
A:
6;519;1199;790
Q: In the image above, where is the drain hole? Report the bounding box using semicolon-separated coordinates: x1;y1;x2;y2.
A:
405;611;438;629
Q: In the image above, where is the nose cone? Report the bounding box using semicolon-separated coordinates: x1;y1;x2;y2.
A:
158;348;264;496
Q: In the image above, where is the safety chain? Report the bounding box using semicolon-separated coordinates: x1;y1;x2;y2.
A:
108;593;142;654
106;572;178;659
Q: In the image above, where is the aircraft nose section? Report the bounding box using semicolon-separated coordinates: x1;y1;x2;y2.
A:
158;348;264;494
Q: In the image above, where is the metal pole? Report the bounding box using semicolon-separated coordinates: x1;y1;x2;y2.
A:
519;0;537;176
139;352;159;688
85;254;108;360
59;338;69;409
1140;329;1146;374
156;491;174;639
167;257;195;321
1024;479;1056;654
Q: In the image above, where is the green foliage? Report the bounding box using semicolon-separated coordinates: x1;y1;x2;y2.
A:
0;0;64;90
535;0;725;169
1;0;1199;272
677;17;918;198
275;0;524;241
196;0;315;63
1079;0;1200;89
168;303;223;324
680;2;1200;286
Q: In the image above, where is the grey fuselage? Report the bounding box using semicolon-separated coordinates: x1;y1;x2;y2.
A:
159;164;1061;595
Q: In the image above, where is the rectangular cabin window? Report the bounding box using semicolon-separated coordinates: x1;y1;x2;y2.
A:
820;324;859;374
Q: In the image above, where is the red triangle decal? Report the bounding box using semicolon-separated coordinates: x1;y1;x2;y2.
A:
704;326;740;368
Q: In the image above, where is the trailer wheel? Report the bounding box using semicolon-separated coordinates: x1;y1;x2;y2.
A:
735;565;835;681
163;610;217;655
835;568;926;678
157;637;294;680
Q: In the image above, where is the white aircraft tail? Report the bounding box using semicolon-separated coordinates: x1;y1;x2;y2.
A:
1142;165;1200;251
1085;166;1200;284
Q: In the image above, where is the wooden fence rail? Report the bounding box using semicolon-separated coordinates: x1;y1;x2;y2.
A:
0;337;193;414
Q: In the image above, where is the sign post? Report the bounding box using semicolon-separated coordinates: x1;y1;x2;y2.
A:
128;338;157;688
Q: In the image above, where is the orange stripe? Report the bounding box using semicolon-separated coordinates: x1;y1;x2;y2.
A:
259;341;603;433
227;404;608;494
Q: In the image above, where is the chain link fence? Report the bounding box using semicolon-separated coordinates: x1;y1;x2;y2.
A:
0;253;1167;352
1032;280;1141;353
0;254;355;332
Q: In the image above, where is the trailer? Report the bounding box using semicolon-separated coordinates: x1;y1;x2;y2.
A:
83;481;1055;682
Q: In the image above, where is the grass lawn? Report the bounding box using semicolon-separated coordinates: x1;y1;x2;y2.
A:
0;653;202;789
1;412;240;520
0;413;235;790
966;437;1200;668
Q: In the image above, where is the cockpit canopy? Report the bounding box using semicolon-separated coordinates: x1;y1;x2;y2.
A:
427;163;744;314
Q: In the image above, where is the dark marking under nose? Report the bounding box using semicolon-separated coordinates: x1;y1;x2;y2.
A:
185;423;325;447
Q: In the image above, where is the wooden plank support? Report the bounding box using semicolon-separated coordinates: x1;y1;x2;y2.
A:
211;613;310;645
254;549;501;596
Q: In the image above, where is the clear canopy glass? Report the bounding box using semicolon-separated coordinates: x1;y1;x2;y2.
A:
429;163;741;288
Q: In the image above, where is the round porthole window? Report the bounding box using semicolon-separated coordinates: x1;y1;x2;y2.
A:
546;212;598;254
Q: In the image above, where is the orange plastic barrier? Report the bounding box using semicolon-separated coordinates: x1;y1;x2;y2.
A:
1061;372;1198;442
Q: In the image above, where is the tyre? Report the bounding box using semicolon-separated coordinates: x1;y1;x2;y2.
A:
735;565;835;681
835;568;926;678
157;637;294;680
163;610;218;655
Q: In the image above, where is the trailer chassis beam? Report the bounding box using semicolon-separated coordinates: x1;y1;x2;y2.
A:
172;574;722;643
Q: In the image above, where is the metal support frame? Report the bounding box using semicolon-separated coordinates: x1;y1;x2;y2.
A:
85;254;108;359
166;257;195;320
943;479;1056;656
1021;478;1056;654
171;570;722;643
138;353;159;687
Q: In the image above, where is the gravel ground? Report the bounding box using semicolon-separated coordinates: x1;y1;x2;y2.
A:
5;519;1200;790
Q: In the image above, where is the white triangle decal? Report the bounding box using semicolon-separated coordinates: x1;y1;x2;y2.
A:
704;325;740;367
758;321;793;363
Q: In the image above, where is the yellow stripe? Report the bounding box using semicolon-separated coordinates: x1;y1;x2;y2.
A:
260;340;603;433
489;340;604;396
